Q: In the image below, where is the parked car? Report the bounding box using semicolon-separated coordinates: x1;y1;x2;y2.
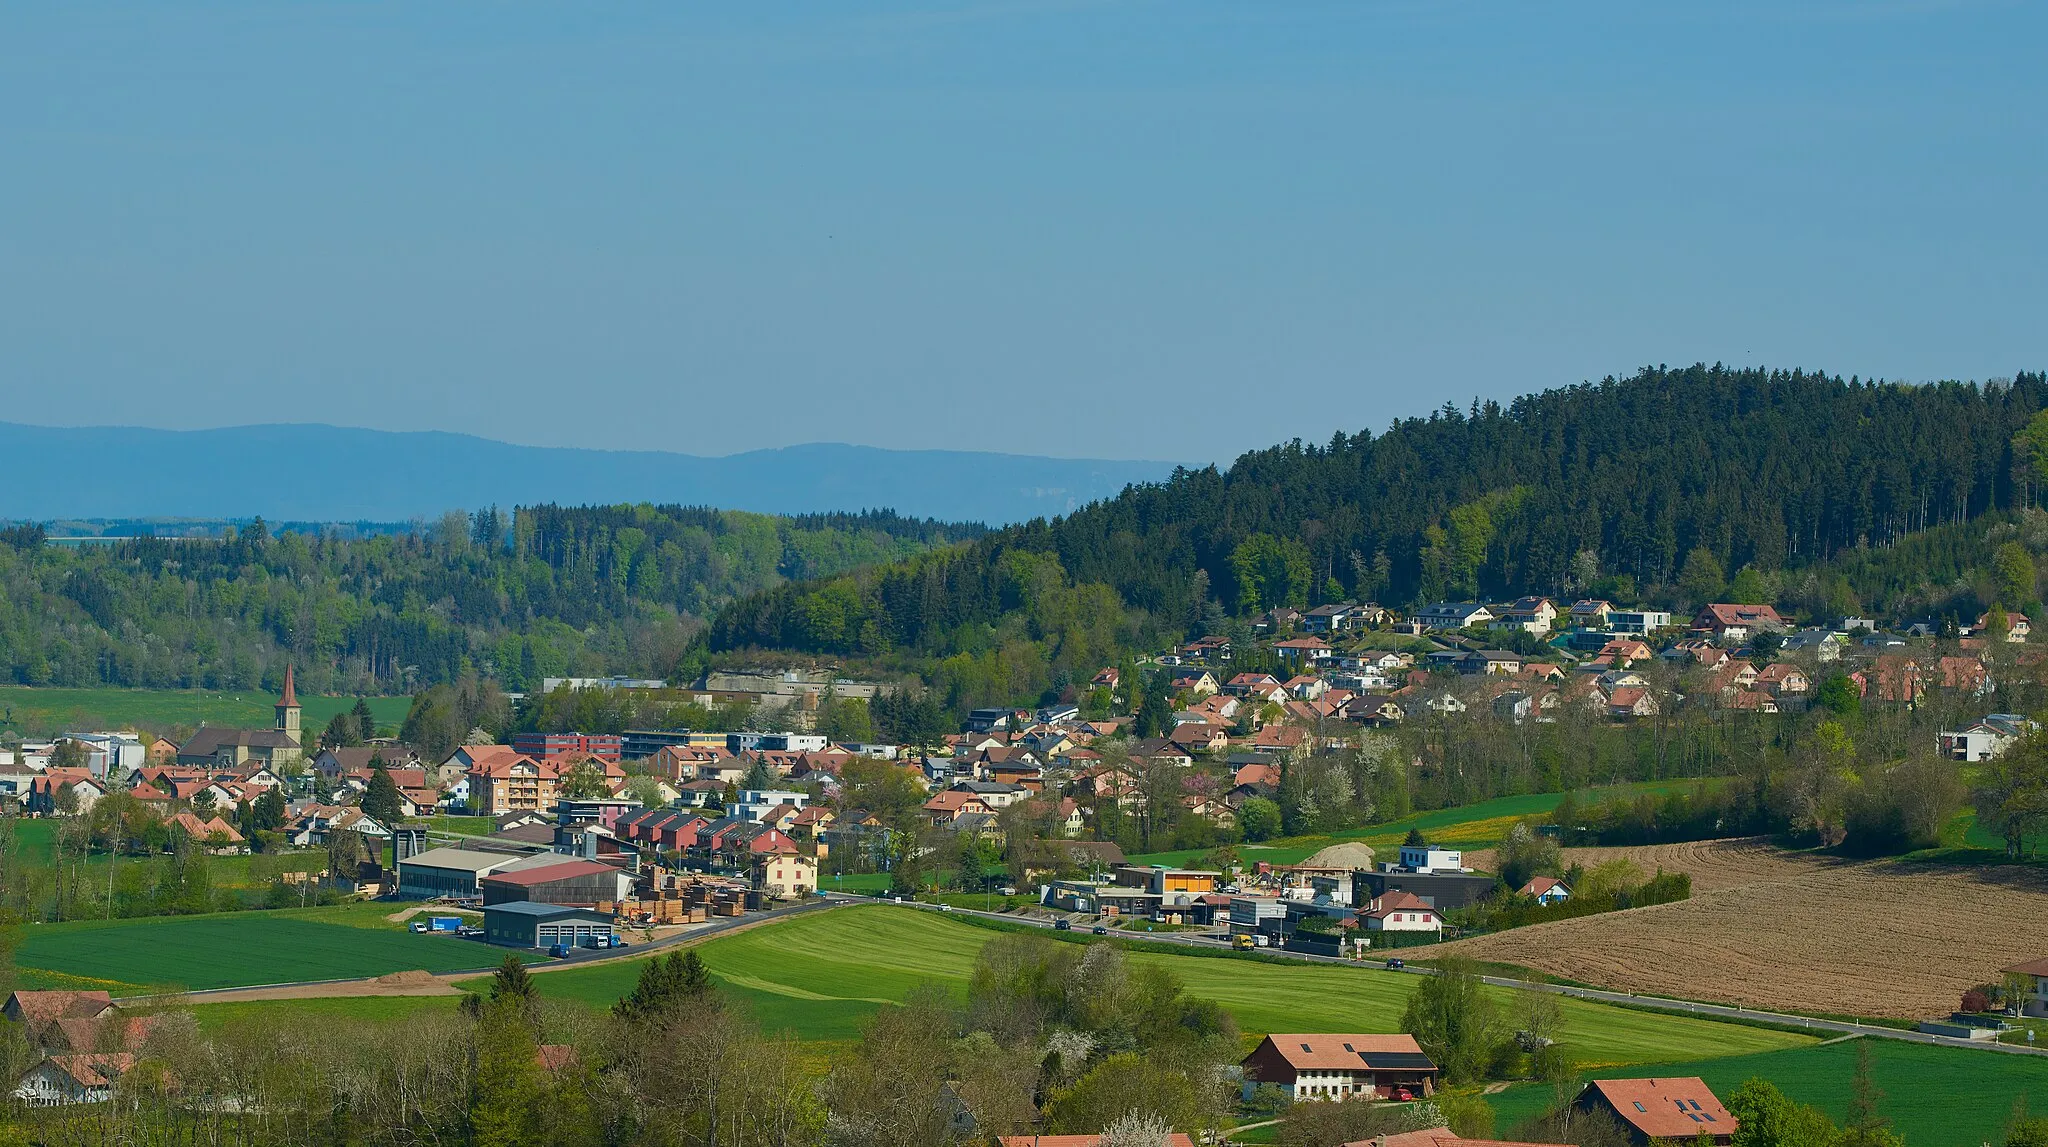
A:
547;944;570;958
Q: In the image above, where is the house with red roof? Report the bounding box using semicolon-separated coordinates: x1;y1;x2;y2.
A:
1691;603;1785;645
1240;1033;1439;1101
1518;876;1570;905
1572;1077;1735;1145
1361;891;1441;934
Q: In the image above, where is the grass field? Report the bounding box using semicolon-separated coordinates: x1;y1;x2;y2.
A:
14;904;529;994
0;686;411;739
1485;1038;2048;1147
9;818;328;891
1126;780;1715;869
495;905;1810;1065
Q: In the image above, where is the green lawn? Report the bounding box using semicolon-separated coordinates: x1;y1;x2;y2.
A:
500;905;1809;1066
1128;780;1716;868
8;818;328;891
1485;1038;2048;1147
0;686;410;739
186;994;455;1032
14;905;530;994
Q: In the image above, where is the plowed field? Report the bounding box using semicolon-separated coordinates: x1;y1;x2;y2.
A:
1432;838;2048;1020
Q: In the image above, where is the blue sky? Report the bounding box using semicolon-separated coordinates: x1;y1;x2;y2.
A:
1;1;2041;463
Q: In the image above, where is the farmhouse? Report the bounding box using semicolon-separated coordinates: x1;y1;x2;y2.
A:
13;1054;134;1107
1573;1077;1735;1146
4;992;114;1050
1240;1033;1439;1101
481;902;619;949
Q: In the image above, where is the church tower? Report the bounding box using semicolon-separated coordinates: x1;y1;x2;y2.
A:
275;664;302;741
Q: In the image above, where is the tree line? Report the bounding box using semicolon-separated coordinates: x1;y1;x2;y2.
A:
0;505;975;696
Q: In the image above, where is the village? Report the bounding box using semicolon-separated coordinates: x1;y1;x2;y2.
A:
1;595;2045;1144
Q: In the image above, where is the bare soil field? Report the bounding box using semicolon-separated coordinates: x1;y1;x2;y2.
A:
1431;838;2048;1020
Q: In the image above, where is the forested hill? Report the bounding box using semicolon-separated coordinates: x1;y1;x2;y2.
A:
0;505;980;694
708;366;2048;700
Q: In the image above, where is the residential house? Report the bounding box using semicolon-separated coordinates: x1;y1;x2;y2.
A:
1607;687;1659;719
1519;876;1570;905
5;993;115;1051
1361;890;1441;934
1488;597;1557;635
1240;1033;1440;1101
312;746;423;782
1931;655;1991;696
1181;635;1233;663
2003;956;2048;1018
13;1054;134;1106
1572;1077;1736;1146
1569;599;1614;628
1491;691;1534;724
1607;609;1673;635
923;791;993;827
1976;611;2032;642
1251;607;1304;633
1413;602;1493;631
1350;695;1406;726
753;853;817;897
1780;627;1848;662
1853;656;1925;705
1753;663;1810;697
1938;714;2037;762
26;771;103;817
1691;604;1786;645
1169;668;1220;698
1274;637;1334;665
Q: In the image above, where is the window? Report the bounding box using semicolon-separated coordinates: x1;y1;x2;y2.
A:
1633;1102;1647;1113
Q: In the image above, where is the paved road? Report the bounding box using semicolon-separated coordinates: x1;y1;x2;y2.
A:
891;900;2048;1060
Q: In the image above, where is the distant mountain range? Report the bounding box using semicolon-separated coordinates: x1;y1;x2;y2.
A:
0;423;1183;525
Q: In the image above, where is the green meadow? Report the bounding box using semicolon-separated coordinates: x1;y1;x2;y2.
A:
483;905;1810;1065
14;904;529;994
0;686;410;739
1484;1038;2048;1147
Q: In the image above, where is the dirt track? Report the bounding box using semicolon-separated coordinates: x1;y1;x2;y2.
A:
1429;838;2048;1020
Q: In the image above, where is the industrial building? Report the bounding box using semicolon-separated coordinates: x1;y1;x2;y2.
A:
479;858;635;907
395;847;565;900
481;902;619;949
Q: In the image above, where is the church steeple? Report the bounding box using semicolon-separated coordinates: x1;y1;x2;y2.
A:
276;665;302;739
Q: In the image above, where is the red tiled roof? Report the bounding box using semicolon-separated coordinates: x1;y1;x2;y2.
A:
1586;1077;1735;1140
1257;1033;1428;1070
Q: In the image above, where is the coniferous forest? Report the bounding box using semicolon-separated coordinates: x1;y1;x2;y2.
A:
708;366;2048;703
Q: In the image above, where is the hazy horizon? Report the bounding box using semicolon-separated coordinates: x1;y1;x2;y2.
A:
2;3;2043;461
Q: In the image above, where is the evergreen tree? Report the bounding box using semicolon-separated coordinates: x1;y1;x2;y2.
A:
362;765;405;826
351;697;377;742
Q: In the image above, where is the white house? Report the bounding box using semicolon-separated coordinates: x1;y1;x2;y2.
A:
2004;957;2048;1018
14;1054;132;1106
1519;876;1571;905
1361;891;1441;933
1607;610;1673;635
1395;844;1466;874
1413;602;1493;631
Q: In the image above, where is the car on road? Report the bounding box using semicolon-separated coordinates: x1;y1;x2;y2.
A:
1384;958;1405;970
1053;918;1072;930
547;944;571;958
934;903;952;911
1091;925;1108;935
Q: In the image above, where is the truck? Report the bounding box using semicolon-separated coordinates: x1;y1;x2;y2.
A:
1231;934;1255;951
